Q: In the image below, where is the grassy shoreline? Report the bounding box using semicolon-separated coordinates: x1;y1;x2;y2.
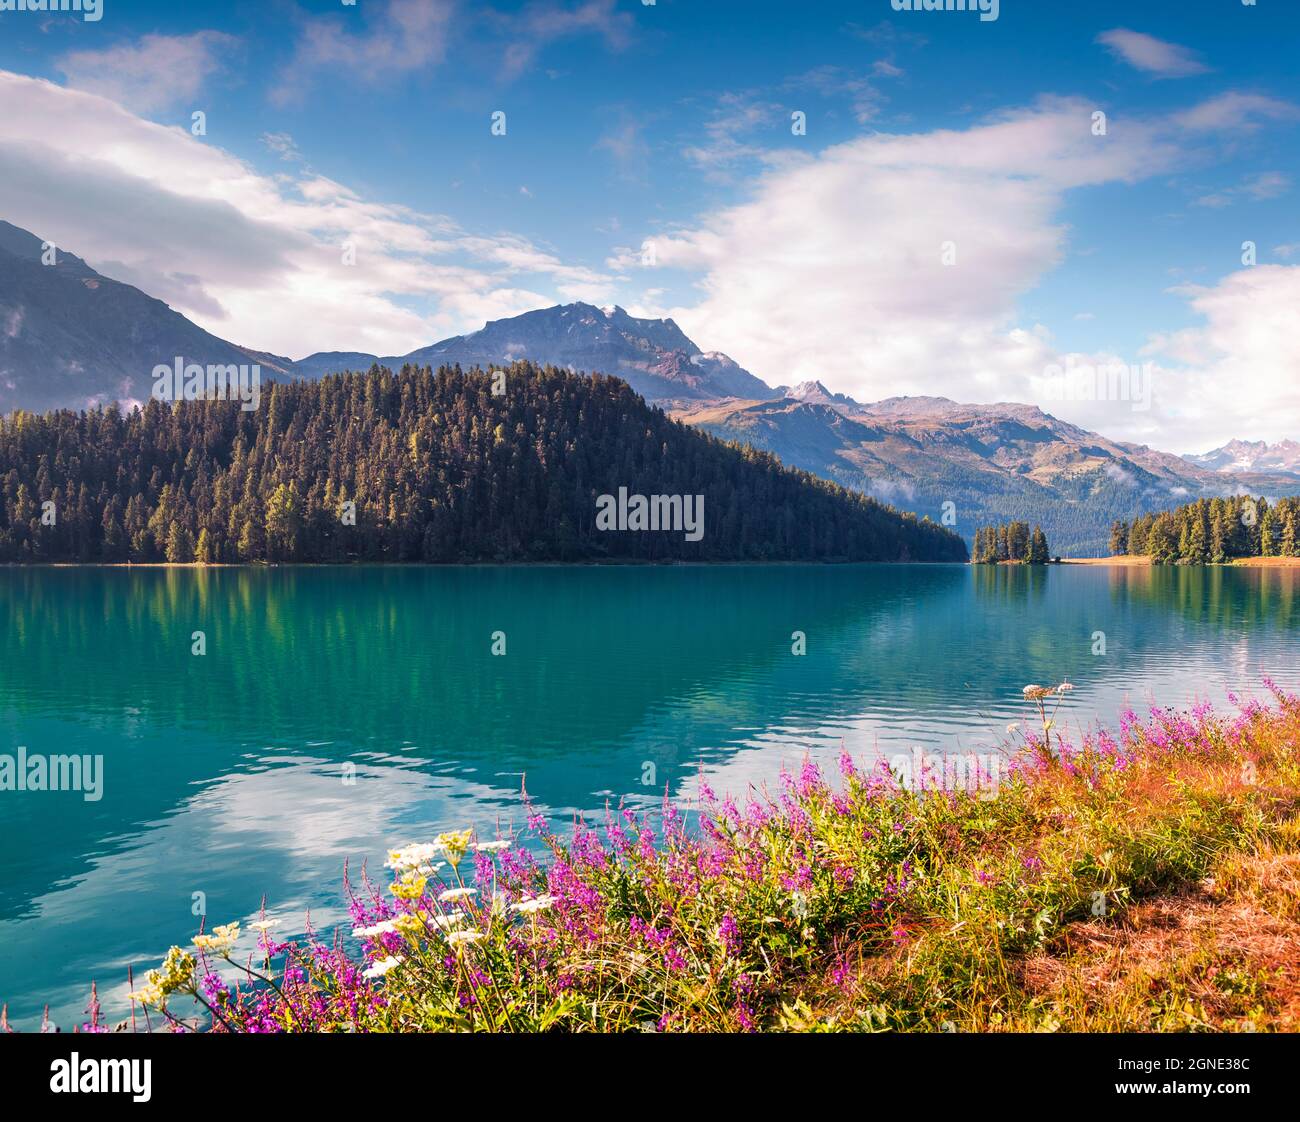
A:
33;685;1300;1034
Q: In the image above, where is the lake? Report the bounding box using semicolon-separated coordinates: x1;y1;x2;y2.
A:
1;563;1296;1028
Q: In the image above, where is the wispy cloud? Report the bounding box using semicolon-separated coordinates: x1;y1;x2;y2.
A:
272;0;455;106
1096;29;1209;79
595;114;652;182
1173;92;1299;132
56;31;237;114
1192;171;1290;208
261;132;304;163
786;65;890;125
495;0;633;79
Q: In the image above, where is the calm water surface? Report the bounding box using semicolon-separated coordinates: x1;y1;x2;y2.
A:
1;563;1296;1026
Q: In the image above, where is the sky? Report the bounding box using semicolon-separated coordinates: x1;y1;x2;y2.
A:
0;0;1297;453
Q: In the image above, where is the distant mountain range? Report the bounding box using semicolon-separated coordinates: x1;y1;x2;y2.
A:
1182;438;1300;476
674;395;1300;555
1;218;1295;556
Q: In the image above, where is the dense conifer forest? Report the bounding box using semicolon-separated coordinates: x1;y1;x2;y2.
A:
0;363;967;564
1111;495;1300;563
970;521;1050;564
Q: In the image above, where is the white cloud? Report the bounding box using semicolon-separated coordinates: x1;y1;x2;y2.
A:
1140;266;1300;451
56;31;237;114
639;98;1173;401
0;70;605;358
1096;29;1209;79
623;94;1296;450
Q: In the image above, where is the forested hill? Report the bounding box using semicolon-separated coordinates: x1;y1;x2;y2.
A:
1113;494;1300;563
0;363;967;564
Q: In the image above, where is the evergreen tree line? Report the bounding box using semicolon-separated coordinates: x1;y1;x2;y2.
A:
1111;494;1300;564
970;521;1051;564
0;363;968;564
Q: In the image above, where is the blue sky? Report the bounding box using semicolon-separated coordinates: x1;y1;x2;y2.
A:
1;0;1298;450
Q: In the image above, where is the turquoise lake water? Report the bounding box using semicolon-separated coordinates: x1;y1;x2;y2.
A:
1;563;1296;1027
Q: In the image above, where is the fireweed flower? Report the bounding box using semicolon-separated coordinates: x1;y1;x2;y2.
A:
717;914;741;957
82;690;1294;1034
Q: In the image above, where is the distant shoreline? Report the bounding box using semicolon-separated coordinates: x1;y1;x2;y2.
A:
1062;554;1300;567
2;559;970;569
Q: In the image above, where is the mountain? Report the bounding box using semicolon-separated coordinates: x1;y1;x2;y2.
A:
1184;439;1300;476
0;221;294;415
673;395;1300;556
0;216;770;408
2;217;1292;557
0;363;967;564
296;303;777;403
777;380;862;409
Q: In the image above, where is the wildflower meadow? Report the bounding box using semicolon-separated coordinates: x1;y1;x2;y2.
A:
35;680;1298;1035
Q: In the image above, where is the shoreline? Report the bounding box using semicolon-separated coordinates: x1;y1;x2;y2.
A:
9;554;1299;570
1062;555;1300;568
4;559;972;570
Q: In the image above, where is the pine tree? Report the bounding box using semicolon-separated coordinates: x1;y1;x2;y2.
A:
1029;525;1049;564
165;521;195;564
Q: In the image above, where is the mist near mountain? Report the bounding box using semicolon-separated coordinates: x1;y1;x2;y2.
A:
0;221;293;415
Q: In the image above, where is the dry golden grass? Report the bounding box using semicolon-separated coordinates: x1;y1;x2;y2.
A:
1060;555;1153;566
